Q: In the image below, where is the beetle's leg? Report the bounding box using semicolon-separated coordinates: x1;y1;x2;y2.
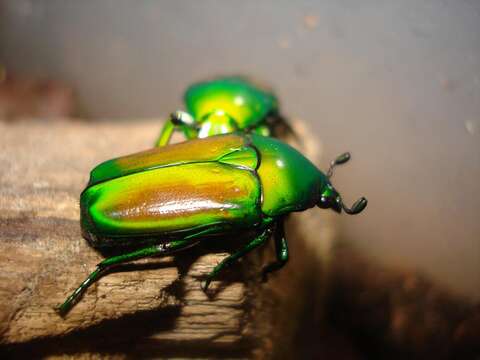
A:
56;239;197;316
155;110;198;146
202;228;273;291
156;118;176;146
261;219;289;281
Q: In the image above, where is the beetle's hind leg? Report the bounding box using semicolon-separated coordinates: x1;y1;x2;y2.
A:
261;218;289;281
202;227;273;291
56;239;198;316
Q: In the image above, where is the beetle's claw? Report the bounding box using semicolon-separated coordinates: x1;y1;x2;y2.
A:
201;278;211;292
54;304;68;318
260;268;271;283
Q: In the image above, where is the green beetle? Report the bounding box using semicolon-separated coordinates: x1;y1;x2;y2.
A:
155;76;292;146
58;134;366;315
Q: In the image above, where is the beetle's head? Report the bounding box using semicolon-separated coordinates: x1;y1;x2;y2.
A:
318;152;368;215
318;184;342;213
198;110;239;138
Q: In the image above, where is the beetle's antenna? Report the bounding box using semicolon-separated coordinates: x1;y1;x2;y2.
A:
327;152;351;178
340;196;368;215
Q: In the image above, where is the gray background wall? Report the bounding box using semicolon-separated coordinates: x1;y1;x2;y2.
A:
1;0;479;300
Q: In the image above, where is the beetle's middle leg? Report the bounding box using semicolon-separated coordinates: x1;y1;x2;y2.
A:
56;239;198;316
202;227;273;291
261;218;289;281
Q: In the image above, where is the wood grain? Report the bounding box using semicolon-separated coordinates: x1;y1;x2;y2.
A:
0;119;333;359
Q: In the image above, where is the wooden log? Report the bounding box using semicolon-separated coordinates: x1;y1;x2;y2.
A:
0;119;334;358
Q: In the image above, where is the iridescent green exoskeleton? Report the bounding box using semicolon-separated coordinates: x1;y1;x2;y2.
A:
58;134;367;315
155;76;292;146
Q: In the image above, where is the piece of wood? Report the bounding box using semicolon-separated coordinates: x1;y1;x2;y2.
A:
4;119;476;359
0;119;334;358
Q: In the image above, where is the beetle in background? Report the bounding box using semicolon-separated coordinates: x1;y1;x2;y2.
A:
57;133;367;315
156;76;293;146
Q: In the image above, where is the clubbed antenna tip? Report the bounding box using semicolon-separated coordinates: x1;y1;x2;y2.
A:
342;197;368;215
327;152;351;178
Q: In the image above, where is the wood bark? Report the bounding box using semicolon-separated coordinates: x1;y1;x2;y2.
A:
0;119;333;359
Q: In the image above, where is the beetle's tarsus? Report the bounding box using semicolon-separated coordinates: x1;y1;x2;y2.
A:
261;262;284;281
55;302;73;318
57;241;196;315
54;305;67;317
201;279;212;292
56;295;78;317
261;271;269;283
201;229;272;292
260;219;289;282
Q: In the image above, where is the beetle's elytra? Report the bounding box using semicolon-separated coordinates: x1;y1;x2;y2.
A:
57;133;367;315
155;76;292;146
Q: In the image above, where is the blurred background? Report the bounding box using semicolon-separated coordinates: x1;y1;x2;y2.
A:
1;0;479;348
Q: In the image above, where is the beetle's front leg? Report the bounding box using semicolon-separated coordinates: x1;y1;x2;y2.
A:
155;110;198;146
56;239;198;316
202;227;273;291
261;219;289;281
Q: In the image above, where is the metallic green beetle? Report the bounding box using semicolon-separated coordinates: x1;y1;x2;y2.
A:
57;134;367;315
155;76;292;146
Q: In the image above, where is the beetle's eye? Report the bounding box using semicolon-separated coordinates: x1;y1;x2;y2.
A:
318;196;330;209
